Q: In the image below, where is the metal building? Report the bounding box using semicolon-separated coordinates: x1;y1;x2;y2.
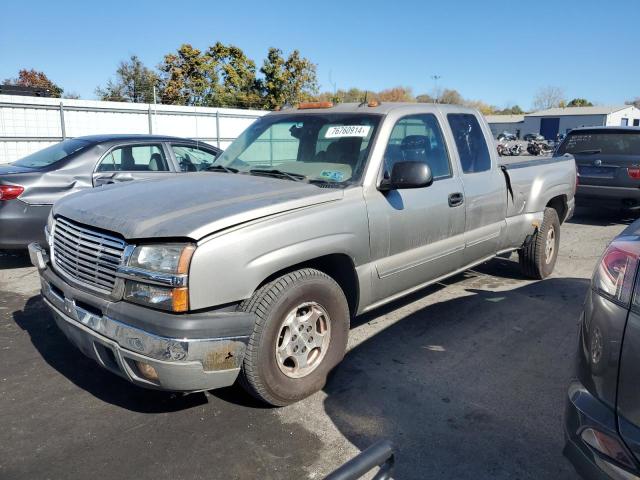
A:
487;105;640;140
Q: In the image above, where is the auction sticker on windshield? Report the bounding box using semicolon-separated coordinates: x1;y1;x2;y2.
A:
325;125;371;138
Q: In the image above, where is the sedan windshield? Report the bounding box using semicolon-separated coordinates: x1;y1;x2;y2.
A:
11;138;90;169
557;130;640;156
212;113;382;185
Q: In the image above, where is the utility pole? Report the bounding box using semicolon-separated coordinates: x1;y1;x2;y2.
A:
431;75;442;103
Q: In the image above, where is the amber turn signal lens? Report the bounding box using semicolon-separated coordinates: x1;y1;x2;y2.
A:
136;361;159;381
297;101;334;109
177;245;196;275
172;287;189;312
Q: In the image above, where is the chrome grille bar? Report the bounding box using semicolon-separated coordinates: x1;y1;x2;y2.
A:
52;216;126;292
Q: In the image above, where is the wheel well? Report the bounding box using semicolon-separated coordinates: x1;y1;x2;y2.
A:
257;254;359;318
546;195;568;224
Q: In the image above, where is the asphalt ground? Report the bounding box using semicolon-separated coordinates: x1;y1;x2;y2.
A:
0;206;634;480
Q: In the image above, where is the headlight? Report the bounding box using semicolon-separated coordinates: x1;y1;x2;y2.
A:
124;282;189;312
129;244;194;274
121;243;195;312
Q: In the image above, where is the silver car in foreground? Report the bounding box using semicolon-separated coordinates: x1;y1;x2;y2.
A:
29;102;577;405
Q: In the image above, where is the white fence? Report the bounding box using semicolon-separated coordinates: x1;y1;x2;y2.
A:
0;95;267;164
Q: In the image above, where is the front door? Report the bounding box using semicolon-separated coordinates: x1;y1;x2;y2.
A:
366;113;466;302
446;113;507;266
93;143;175;186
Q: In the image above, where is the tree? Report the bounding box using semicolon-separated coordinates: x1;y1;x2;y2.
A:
376;86;415;102
158;44;217;106
532;86;565;110
625;98;640;109
3;69;63;97
206;42;262;108
96;55;159;103
260;48;318;109
567;98;593;107
416;93;435;103
438;88;464;105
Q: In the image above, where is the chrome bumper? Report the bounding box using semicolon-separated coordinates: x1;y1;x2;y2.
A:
29;242;248;392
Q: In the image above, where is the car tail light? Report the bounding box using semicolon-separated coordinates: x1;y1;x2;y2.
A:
628;167;640;179
581;428;636;469
0;185;24;200
594;239;640;305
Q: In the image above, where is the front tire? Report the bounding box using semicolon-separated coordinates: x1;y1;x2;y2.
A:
238;268;349;406
519;207;561;279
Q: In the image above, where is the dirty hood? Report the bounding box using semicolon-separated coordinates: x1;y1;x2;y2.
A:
53;173;343;240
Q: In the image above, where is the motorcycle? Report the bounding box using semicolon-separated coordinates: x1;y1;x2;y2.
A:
527;140;553;156
498;142;522;156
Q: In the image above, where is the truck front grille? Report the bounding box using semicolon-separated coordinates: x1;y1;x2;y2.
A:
52;216;125;292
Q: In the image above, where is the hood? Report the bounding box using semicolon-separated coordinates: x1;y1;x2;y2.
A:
0;164;36;175
53;173;343;240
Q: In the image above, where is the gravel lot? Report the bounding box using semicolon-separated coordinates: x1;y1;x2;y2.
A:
0;206;634;480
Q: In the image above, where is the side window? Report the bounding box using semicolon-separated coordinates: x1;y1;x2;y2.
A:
172;145;219;172
447;113;491;174
383;114;451;179
97;144;168;172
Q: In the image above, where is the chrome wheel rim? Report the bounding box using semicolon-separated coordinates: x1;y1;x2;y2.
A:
275;302;331;379
544;226;556;264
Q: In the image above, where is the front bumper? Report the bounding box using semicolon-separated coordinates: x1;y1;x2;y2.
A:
564;380;640;480
29;242;255;392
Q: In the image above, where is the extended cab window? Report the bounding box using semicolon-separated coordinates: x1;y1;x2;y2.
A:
97;144;169;172
171;144;219;172
384;114;451;179
447;113;491;173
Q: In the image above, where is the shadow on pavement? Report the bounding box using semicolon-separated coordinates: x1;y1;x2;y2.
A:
0;250;31;270
568;206;638;227
12;294;209;413
322;271;588;479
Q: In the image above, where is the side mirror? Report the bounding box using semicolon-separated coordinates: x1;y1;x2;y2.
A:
379;161;433;191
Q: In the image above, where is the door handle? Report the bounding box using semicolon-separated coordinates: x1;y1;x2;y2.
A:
448;192;464;207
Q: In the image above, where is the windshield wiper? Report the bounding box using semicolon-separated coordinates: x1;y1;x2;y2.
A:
573;149;602;155
206;165;239;173
249;168;307;182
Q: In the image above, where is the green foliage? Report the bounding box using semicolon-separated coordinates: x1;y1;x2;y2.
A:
207;42;262;108
3;69;63;97
567;98;593;107
96;55;159;103
260;48;318;109
158;44;216;106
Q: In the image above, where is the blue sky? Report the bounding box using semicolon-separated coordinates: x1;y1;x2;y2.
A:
1;0;637;109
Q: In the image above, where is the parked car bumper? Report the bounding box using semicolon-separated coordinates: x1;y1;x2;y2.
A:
29;242;255;392
576;185;640;211
0;200;50;249
564;380;640;480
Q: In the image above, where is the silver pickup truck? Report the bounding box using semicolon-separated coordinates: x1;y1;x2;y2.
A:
29;102;576;406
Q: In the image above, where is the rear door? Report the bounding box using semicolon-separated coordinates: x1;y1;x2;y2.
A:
559;129;640;190
93;142;175;186
446;112;507;266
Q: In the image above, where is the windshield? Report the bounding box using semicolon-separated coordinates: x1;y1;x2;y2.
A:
213;113;382;185
557;130;640;155
11;139;90;169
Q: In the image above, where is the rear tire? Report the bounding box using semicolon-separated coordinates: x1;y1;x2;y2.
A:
238;268;349;406
519;207;560;279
